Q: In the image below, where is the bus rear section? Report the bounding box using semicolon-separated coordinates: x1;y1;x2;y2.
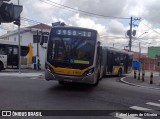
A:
0;41;29;71
101;47;133;76
45;27;102;85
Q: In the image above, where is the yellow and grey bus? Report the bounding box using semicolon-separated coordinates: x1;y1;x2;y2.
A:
44;26;133;85
100;47;133;77
45;26;102;85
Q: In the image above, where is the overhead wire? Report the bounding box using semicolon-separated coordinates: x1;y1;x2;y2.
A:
40;0;130;19
141;21;160;35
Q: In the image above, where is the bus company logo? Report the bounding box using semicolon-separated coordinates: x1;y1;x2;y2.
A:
2;111;11;116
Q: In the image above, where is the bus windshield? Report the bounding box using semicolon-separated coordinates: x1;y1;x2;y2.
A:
47;36;96;69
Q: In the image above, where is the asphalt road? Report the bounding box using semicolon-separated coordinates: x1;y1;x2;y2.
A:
0;75;159;119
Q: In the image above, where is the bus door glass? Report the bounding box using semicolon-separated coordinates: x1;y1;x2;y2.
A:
0;44;6;55
7;46;18;67
107;52;113;73
124;54;128;73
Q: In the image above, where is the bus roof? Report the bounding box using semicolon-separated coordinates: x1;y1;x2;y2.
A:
52;26;98;32
103;46;133;55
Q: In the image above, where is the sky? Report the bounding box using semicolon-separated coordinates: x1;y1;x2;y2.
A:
0;0;160;53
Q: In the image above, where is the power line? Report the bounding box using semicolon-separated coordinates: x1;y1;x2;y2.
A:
100;35;128;39
141;21;160;35
40;0;130;19
21;17;41;24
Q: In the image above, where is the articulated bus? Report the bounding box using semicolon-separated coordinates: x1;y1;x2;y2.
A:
45;26;133;85
0;40;29;71
100;47;133;77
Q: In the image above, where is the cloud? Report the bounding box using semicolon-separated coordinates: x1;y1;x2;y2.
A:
108;20;126;35
63;0;128;18
68;14;107;36
1;0;159;53
142;0;160;24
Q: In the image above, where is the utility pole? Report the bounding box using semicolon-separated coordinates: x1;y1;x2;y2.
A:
37;30;39;57
18;0;21;73
129;17;132;52
139;42;141;61
128;17;141;52
36;30;39;70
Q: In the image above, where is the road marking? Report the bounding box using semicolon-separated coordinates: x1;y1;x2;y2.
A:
130;106;152;110
146;102;160;107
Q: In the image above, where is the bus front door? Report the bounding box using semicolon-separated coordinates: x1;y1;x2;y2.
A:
7;46;18;68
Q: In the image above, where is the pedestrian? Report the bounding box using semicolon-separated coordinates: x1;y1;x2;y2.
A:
37;59;41;70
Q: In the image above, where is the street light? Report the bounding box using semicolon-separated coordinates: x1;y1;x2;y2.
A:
135;32;148;65
132;32;148;43
137;32;148;38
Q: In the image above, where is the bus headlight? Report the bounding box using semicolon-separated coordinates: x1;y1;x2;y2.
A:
83;68;94;76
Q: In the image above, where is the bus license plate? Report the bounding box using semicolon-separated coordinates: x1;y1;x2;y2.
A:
64;79;72;82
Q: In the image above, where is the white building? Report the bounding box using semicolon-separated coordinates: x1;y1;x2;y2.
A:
0;23;52;69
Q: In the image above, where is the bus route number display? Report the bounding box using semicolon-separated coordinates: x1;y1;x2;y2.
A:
56;29;93;37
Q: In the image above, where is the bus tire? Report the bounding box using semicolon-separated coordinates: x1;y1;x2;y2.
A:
93;72;100;86
118;68;122;77
0;62;3;71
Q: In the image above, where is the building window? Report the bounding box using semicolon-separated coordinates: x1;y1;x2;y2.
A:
33;35;40;43
157;62;160;66
42;36;48;43
14;37;16;41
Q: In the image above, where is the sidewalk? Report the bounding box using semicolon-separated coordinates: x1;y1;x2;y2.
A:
1;68;44;73
122;71;160;89
0;68;44;77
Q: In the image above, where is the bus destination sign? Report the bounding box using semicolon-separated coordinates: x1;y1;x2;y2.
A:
55;29;94;37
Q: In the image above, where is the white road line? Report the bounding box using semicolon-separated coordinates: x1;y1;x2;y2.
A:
146;102;160;107
130;106;152;110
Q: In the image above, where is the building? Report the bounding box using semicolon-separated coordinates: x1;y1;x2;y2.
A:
148;47;160;58
0;23;52;69
148;47;160;71
127;50;158;71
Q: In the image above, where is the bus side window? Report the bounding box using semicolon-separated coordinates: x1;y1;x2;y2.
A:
13;47;18;55
0;44;6;55
8;47;13;54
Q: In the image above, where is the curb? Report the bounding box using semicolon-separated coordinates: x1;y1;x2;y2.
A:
120;77;160;90
0;73;44;77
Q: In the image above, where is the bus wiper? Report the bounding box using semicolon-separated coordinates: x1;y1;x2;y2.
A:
60;38;67;58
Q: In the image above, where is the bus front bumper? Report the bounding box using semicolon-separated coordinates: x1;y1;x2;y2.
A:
45;69;97;84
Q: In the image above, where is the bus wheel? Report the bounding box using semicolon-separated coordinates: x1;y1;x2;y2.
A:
0;62;3;71
93;73;100;86
118;69;122;77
